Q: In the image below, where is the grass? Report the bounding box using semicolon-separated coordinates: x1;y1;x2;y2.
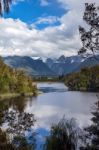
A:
0;92;35;100
0;93;20;100
0;90;43;100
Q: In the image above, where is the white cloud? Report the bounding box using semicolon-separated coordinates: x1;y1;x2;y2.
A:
0;17;80;58
0;0;99;58
40;0;50;6
33;16;60;26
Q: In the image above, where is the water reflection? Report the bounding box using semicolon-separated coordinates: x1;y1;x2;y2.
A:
0;82;98;150
3;110;35;136
38;82;68;93
26;90;97;128
0;96;37;149
28;82;98;149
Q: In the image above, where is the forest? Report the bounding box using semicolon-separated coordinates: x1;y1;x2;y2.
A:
0;58;37;98
65;65;99;92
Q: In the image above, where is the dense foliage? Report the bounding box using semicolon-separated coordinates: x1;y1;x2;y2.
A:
0;129;35;150
0;58;37;95
65;65;99;92
44;100;99;150
0;96;36;150
81;100;99;150
79;3;99;57
0;130;35;150
44;118;81;150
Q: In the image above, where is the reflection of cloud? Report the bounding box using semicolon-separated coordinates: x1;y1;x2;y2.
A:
24;83;97;131
25;100;92;129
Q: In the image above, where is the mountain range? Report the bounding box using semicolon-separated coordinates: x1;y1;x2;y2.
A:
3;55;99;76
3;56;55;76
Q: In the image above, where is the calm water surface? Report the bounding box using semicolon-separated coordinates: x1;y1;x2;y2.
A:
27;82;97;127
1;82;98;149
25;82;97;149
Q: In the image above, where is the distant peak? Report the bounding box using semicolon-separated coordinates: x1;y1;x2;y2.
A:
58;55;66;62
59;55;65;59
31;57;40;60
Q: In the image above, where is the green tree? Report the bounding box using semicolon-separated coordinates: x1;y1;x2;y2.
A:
79;3;99;58
0;58;37;95
65;65;99;92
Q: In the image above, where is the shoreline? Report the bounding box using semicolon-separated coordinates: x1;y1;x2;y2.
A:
0;90;42;101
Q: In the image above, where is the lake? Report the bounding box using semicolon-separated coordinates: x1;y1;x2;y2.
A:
26;82;98;149
0;82;98;149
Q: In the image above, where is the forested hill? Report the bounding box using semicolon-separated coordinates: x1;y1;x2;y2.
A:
0;58;37;95
65;65;99;92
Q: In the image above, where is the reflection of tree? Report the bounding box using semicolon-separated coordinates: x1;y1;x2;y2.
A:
0;101;9;125
8;96;36;113
0;128;36;150
3;110;36;136
11;96;27;113
0;97;37;149
13;135;36;150
0;128;14;150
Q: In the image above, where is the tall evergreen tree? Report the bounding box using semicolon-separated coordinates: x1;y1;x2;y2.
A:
79;3;99;58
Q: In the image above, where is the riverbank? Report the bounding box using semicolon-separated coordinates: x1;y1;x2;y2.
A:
0;90;42;100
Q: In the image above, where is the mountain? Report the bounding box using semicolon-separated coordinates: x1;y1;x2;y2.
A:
57;55;66;63
46;55;84;75
3;55;99;77
46;58;54;68
74;55;99;72
46;55;99;75
3;56;55;76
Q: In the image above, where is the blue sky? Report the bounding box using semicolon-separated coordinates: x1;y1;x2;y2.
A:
1;0;98;58
4;0;67;28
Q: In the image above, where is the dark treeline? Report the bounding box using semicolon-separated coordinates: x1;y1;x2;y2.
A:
33;76;63;82
65;65;99;92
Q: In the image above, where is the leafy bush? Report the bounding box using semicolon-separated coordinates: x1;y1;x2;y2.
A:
44;118;81;150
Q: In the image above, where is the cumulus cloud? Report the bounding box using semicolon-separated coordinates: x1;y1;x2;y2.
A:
33;16;60;26
40;0;50;6
0;17;79;58
0;0;99;58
